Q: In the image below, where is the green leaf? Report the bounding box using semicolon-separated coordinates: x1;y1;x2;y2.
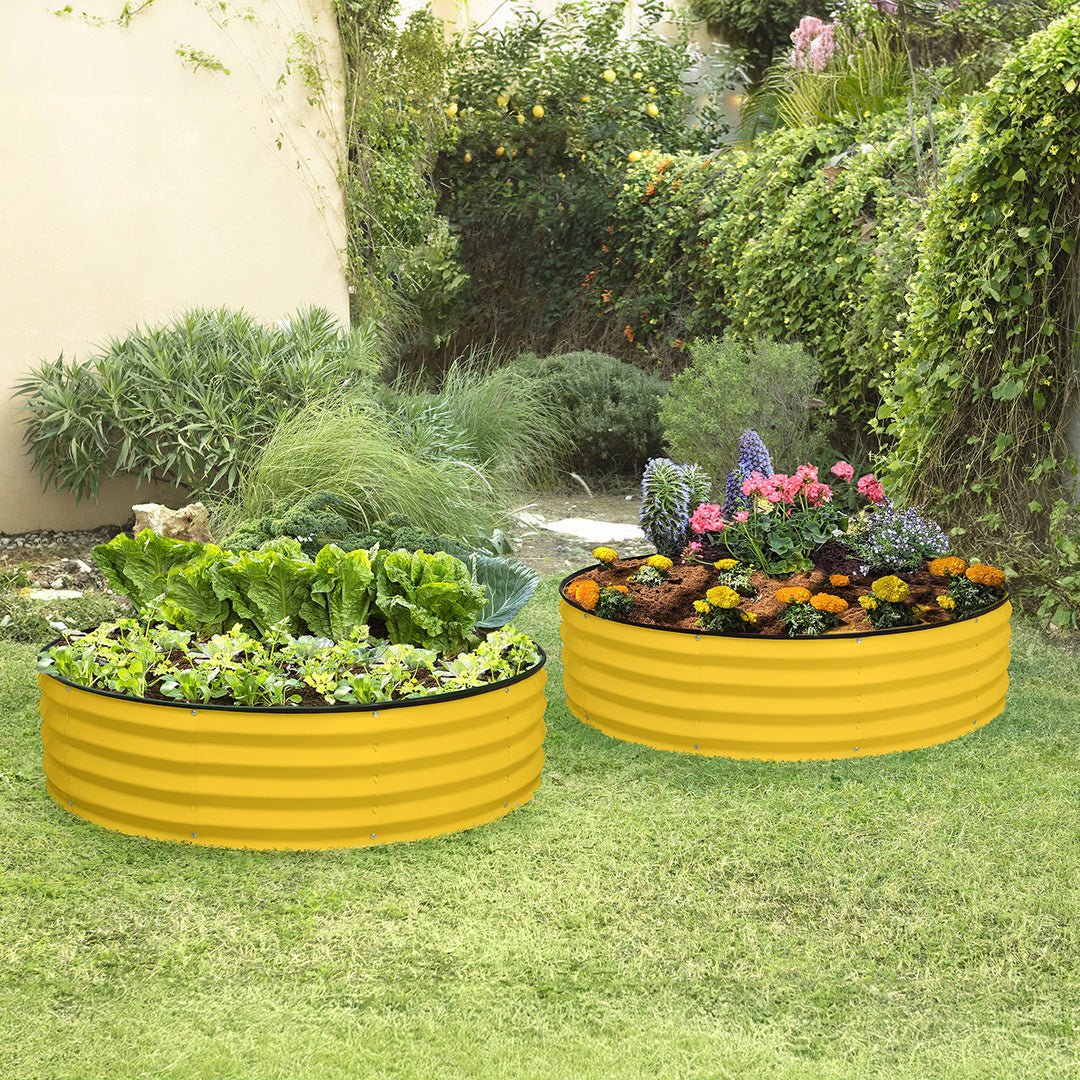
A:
92;530;202;611
303;544;376;640
468;554;540;629
210;548;317;637
162;548;235;635
375;549;486;652
1011;168;1027;182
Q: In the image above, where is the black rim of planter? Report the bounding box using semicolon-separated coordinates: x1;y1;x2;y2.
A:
559;563;1010;641
39;634;546;715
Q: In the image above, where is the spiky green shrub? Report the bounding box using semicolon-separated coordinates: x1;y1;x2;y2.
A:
15;308;381;500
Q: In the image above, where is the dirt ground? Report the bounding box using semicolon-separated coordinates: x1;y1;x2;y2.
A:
505;488;649;577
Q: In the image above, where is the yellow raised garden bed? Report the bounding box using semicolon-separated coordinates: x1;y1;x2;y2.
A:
40;656;547;850
560;582;1010;761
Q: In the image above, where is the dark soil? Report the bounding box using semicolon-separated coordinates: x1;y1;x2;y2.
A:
566;555;966;637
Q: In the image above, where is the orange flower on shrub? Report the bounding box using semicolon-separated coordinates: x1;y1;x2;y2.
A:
566;578;600;611
928;556;967;578
610;585;629;595
776;586;811;605
829;574;850;587
624;324;635;343
810;593;847;614
966;563;1006;588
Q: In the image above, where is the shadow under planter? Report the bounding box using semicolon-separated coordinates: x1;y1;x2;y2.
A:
560;578;1011;761
40;655;547;850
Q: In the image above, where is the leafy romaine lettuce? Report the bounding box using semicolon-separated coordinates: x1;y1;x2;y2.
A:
208;547;317;637
93;530;202;611
302;544;376;640
161;547;237;635
375;549;486;653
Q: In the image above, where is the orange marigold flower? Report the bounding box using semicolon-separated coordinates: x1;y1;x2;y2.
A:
810;592;847;614
610;584;629;595
624;324;635;343
829;573;850;587
776;586;811;605
966;563;1006;588
928;556;967;578
566;578;600;611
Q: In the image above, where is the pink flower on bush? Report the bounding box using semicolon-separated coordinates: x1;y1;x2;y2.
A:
830;460;855;482
689;502;726;535
790;16;836;72
857;473;886;503
804;481;833;508
733;510;749;523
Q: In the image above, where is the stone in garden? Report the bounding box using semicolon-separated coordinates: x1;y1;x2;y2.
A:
132;502;214;543
540;517;644;544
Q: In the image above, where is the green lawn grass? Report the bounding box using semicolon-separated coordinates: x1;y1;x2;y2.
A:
1;578;1077;1080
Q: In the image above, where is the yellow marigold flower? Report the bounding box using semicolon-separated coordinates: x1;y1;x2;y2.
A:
645;554;673;572
714;559;738;570
810;593;847;614
775;586;811;605
859;595;878;611
693;600;710;614
871;575;910;603
937;595;956;610
706;585;741;609
566;578;600;611
740;611;757;624
966;563;1006;588
592;546;618;565
928;556;967;578
828;573;850;587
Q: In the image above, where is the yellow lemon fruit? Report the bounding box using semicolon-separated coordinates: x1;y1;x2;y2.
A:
516;112;525;124
532;104;544;118
496;93;509;108
445;102;458;117
602;68;617;83
495;145;505;157
463;151;472;163
627;150;642;162
632;71;643;80
580;94;591;103
646;102;659;118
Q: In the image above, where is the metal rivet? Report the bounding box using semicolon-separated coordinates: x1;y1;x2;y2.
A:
853;746;859;752
503;801;508;808
372;711;379;718
190;709;197;716
694;744;699;750
856;638;862;645
370;832;377;840
191;832;197;838
695;634;701;641
505;687;510;693
975;617;980;623
65;686;71;692
68;799;73;806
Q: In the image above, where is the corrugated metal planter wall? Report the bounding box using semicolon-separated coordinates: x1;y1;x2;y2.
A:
40;659;547;850
560;580;1011;761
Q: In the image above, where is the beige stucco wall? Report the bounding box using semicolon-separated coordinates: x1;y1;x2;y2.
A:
0;0;348;533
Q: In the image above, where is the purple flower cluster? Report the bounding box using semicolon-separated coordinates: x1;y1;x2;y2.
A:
846;507;951;571
723;430;774;513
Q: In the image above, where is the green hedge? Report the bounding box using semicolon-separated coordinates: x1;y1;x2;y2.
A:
592;107;961;439
882;5;1080;625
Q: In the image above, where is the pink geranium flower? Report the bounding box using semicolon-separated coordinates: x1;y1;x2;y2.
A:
857;473;886;503
805;481;833;508
689;502;726;535
733;510;749;523
830;461;855;482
